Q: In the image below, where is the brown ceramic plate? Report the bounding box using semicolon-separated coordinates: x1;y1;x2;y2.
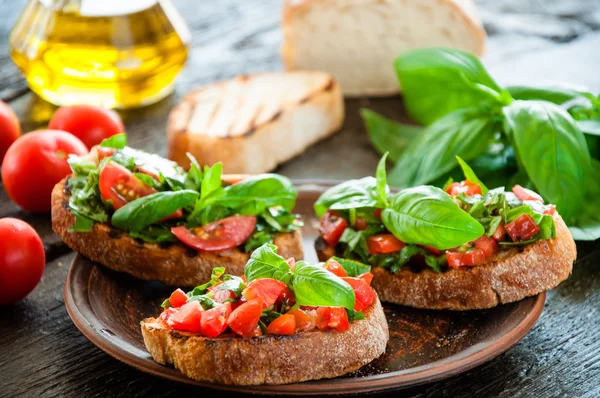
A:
64;181;545;395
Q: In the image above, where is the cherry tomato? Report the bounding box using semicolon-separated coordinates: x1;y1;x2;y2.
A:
316;307;349;332
505;214;540;242
367;234;406;255
99;162;156;209
227;297;263;338
353;217;368;231
319;210;347;246
0;100;20;163
446;180;482;196
168;288;188;308
446;249;486;268
325;258;348;277
200;303;232;337
171;215;257;252
512;185;544;202
288;309;317;331
2;130;88;213
342;277;375;311
417;245;442;255
266;314;296;335
473;236;499;257
0;218;45;305
48;105;124;149
166;301;203;333
243;278;288;308
544;205;556;216
492;222;506;241
359;272;374;286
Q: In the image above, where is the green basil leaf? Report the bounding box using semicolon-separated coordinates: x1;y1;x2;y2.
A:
216;174;297;214
314;177;380;218
67;173;110;223
128;225;177;243
291;261;355;310
69;213;95;232
217;276;246;295
201;162;224;202
134;173;162;190
504;205;543;224
100;133;127;149
329;256;371;277
185;153;203;191
569;159;600;240
375;153;390;206
578;118;600;136
456;156;489;194
111;190;199;232
244;229;274;253
507;84;590;105
382;185;484;250
187;295;218;310
244;243;292;283
346;309;365;321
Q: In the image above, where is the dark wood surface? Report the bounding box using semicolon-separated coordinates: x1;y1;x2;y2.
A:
0;0;599;397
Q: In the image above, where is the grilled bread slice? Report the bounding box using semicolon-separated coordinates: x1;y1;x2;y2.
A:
316;214;576;310
141;297;388;385
282;0;486;96
52;178;304;287
167;72;344;174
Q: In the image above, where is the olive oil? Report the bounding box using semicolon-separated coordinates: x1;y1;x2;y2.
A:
9;0;190;109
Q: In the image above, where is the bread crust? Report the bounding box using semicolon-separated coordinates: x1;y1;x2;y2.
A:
141;298;389;385
52;178;304;286
316;215;576;310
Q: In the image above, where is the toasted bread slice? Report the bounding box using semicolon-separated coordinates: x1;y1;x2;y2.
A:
167;72;344;174
316;214;576;310
52;177;304;287
141;298;388;385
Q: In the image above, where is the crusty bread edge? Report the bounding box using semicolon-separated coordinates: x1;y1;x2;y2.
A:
141;298;389;385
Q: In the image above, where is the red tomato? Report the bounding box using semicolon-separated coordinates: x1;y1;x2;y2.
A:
505;214;540;242
266;314;296;335
353;217;368;231
325;258;348;277
48;105;124;149
168;288;188;308
473;236;498;257
368;234;406;255
418;245;442;255
0;218;45;305
171;215;257;252
446;249;486;268
243;278;288;308
288;309;317;331
544;205;556;216
210;288;236;303
227;297;264;338
342;277;376;311
2;130;88;213
446;180;482;196
200;303;232;337
359;272;374;286
319;210;347;246
276;285;296;309
166;301;203;333
99;162;156;209
0;101;20;163
373;208;382;221
159;307;177;323
512;185;544;202
316;307;349;332
492;222;506;241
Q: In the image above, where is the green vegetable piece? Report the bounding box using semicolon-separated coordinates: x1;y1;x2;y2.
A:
100;133;127;149
291;261;355;310
69;214;95;232
244;243;292;283
217;174;297;214
314;177;380;218
375;153;390;207
456;156;488;194
329;256;371;277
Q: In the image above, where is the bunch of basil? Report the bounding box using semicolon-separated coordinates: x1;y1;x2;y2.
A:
362;48;600;240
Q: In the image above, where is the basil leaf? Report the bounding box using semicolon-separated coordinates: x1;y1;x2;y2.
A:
244;230;273;253
67;173;109;224
185;153;203;191
200;162;224;202
128;225;176;243
507;84;589;105
100;133;127;149
69;214;95;232
314;177;380;218
504;205;543;224
134;173;162;190
244;243;292;283
503;100;591;222
578;118;600;136
291;261;355;310
569;159;600;240
394;48;505;125
376;153;390;206
346;309;365;322
111;190;199;232
456;156;488;194
217;276;246;295
216;174;296;214
382;185;484;250
188;295;218;310
329;256;370;277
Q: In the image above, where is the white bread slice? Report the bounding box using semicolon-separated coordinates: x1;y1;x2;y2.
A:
282;0;487;96
167;72;344;173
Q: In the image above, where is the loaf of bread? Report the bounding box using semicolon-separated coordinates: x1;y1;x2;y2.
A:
282;0;486;96
167;72;344;173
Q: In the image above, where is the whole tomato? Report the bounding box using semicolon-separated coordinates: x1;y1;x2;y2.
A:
0;218;45;305
0;100;21;163
2;130;88;213
48;105;124;148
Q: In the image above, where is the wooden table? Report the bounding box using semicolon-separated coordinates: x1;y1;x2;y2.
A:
1;0;600;396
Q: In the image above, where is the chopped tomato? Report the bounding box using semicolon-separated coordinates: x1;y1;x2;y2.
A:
446;180;482;196
288;309;317;331
492;222;506;241
446;249;486;268
95;146;116;160
227;297;263;338
159;307;177;323
208;285;237;303
512;185;544;202
168;288;188;308
368;234;406;255
342;277;375;311
373;208;382;221
418;245;442;255
200;303;232;337
99;162;156;209
544;205;556;216
266;314;296;335
316;307;349;332
473;236;498;257
166;301;203;333
276;285;296;309
505;214;540;242
359;272;373;286
319;210;347;246
354;217;368;231
325;258;348;277
171;215;257;252
243;278;288;309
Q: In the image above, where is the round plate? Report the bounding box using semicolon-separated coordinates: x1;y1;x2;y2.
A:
64;181;545;395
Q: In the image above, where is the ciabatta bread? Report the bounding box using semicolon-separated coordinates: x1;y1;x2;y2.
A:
282;0;486;96
167;72;344;174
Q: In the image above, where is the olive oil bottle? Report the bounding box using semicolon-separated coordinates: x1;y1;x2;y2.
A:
9;0;190;109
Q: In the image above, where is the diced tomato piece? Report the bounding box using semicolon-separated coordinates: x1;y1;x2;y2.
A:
418;245;442;255
95;146;116;160
373;208;382;221
473;236;498;257
325;258;348;277
316;307;349;332
354;217;368;231
288;309;317;332
368;234;406;255
159;307;177;323
492;222;506;241
200;303;232;337
166;301;203;333
544;205;556;216
446;180;482;196
505;214;540;242
243;278;288;309
358;272;373;286
266;314;296;335
211;288;237;303
319;210;347;246
342;277;376;311
227;297;263;338
446;249;486;268
171;215;257;252
168;288;188;308
512;185;544;202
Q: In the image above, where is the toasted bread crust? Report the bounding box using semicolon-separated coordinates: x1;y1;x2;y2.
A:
52;177;304;286
141;298;388;385
317;215;576;310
